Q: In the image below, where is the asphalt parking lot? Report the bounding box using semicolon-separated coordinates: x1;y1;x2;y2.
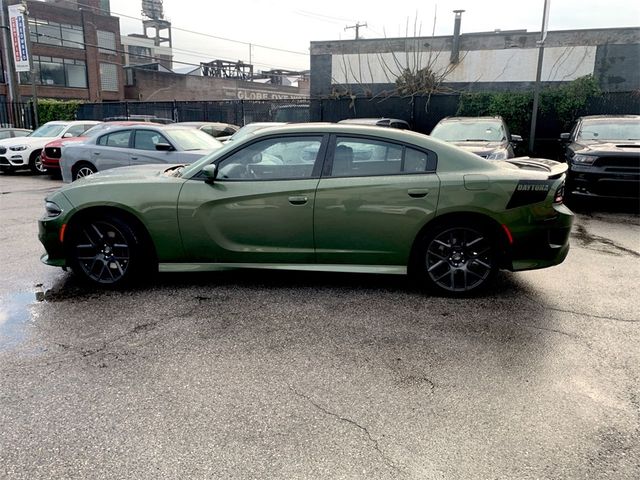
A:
1;173;639;479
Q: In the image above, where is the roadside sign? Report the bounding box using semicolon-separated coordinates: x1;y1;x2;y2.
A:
8;4;30;72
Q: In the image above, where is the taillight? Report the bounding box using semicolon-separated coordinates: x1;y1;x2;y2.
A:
554;183;565;204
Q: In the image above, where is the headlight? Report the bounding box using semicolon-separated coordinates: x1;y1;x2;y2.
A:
45;201;62;218
9;145;28;151
572;154;596;165
487;149;508;160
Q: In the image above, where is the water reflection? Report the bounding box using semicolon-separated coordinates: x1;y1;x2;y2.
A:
0;292;38;350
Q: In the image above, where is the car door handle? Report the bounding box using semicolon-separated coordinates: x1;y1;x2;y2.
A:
131;156;138;160
288;195;308;205
93;151;100;155
408;188;429;198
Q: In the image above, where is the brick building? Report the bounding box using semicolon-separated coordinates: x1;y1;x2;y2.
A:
1;0;125;103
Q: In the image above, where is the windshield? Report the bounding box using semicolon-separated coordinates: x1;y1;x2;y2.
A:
578;121;640;141
82;124;111;137
28;124;66;138
166;128;223;151
431;121;505;142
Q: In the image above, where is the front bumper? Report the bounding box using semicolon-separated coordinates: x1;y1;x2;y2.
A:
568;164;640;198
509;203;574;271
41;155;61;170
38;217;67;266
0;153;26;168
38;193;75;268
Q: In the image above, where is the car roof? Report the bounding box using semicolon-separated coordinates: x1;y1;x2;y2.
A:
579;115;640;121
177;121;237;127
338;118;408;126
240;122;426;142
438;116;504;122
0;127;31;131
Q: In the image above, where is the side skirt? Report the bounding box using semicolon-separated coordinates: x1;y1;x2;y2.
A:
158;263;408;275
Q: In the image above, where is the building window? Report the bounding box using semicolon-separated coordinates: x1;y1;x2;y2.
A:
97;30;116;54
100;63;119;91
100;0;111;14
29;19;84;49
20;56;87;88
128;45;152;64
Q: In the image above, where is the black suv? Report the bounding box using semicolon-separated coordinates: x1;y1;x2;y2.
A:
429;116;522;160
561;115;640;199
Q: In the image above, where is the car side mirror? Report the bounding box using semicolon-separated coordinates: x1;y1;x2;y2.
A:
559;133;571;143
202;164;218;183
62;132;74;138
155;143;174;151
511;134;523;143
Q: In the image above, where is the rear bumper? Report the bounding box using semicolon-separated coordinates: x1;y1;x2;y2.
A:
509;203;574;271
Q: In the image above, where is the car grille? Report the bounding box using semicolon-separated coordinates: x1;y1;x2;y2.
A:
0;147;6;155
594;156;640;170
0;156;9;165
45;147;61;159
593;180;640;198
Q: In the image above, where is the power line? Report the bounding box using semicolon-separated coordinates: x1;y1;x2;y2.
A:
51;0;309;56
30;32;305;78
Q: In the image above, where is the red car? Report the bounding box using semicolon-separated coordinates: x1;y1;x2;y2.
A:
42;121;149;175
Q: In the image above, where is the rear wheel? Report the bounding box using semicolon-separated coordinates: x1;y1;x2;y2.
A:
414;223;498;296
67;214;149;286
29;150;46;174
73;162;97;181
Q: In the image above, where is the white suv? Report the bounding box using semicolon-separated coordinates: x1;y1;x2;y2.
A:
0;120;100;174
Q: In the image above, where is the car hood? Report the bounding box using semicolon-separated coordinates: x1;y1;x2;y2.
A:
45;137;87;148
65;164;173;187
576;141;640;155
0;136;56;147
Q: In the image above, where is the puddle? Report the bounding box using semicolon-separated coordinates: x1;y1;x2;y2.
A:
0;292;40;351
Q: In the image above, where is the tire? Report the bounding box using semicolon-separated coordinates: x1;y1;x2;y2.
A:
66;214;149;287
29;150;47;174
413;222;498;296
72;162;97;181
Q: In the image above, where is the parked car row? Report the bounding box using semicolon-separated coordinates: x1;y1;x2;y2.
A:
4;115;639;201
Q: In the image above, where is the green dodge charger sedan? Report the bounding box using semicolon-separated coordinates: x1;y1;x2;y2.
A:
39;124;573;295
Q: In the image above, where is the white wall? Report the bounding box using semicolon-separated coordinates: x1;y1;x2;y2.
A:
331;46;597;84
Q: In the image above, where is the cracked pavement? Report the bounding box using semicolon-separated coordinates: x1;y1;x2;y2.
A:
1;174;639;479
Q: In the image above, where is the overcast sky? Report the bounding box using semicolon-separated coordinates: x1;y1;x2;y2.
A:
110;0;640;72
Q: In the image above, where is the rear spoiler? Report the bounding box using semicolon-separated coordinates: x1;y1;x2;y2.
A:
505;157;568;179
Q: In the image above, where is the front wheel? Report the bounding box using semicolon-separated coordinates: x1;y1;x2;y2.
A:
29;150;46;174
414;224;498;296
67;215;148;286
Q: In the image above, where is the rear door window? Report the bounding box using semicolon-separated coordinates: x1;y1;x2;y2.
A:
329;137;436;177
98;130;132;147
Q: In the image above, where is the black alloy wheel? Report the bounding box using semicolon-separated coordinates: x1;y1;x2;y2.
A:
421;225;497;295
68;216;143;286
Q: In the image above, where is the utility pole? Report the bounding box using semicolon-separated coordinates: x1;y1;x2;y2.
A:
529;0;551;153
0;0;19;123
22;3;38;127
345;22;367;40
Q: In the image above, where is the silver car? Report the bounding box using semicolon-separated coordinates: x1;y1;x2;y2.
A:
60;125;223;182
